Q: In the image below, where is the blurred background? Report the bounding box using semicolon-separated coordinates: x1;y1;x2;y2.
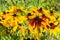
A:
0;0;60;12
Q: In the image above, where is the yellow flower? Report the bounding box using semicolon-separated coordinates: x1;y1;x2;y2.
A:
0;11;3;16
50;27;60;36
19;26;27;35
19;15;27;23
54;21;58;25
49;16;56;22
0;6;60;37
19;38;24;40
29;6;38;13
9;6;19;12
1;21;10;27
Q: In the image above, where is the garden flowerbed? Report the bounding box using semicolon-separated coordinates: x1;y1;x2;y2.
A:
0;0;60;40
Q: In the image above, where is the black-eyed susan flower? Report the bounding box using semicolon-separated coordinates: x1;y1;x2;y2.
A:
44;14;60;36
27;9;49;28
26;7;60;37
0;5;60;40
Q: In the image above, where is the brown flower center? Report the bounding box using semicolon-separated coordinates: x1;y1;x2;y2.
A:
34;16;39;21
3;11;6;14
12;14;17;17
27;13;31;16
2;17;5;20
37;8;43;13
49;23;53;26
39;8;42;11
46;23;56;29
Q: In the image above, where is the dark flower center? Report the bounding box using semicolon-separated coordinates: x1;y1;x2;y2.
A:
27;13;31;16
3;11;6;14
18;24;21;26
49;23;53;26
7;12;9;13
12;14;17;17
37;8;43;13
47;23;56;29
2;17;5;20
42;14;45;17
29;16;44;26
0;19;1;21
50;10;53;15
34;16;39;21
39;8;42;11
17;9;23;12
50;10;53;13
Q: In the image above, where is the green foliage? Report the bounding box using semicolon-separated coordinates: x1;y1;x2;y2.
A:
0;24;22;40
40;31;58;40
41;0;60;12
11;29;22;40
0;0;60;12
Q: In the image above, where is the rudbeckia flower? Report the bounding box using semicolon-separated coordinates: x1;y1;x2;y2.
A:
26;8;52;39
27;8;50;27
44;14;60;36
0;6;27;28
0;6;60;40
50;27;60;36
27;7;60;36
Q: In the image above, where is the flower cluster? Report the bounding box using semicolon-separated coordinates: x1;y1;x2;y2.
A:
0;6;60;40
